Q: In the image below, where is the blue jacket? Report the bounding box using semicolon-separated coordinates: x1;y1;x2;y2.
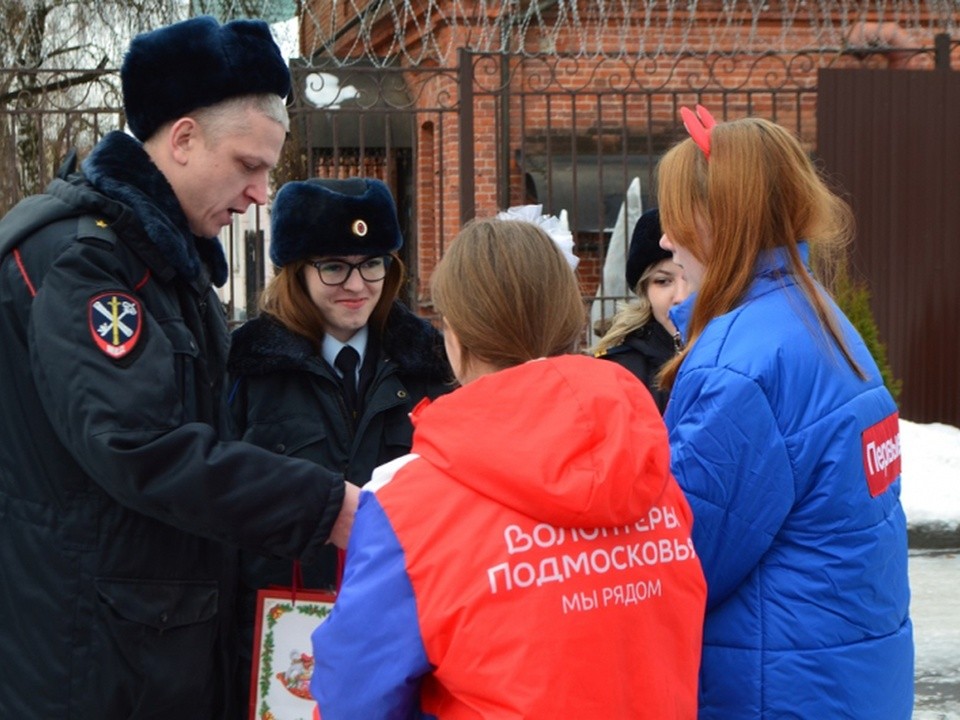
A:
665;244;913;718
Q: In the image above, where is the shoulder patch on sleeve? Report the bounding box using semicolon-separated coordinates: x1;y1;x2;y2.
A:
88;291;142;359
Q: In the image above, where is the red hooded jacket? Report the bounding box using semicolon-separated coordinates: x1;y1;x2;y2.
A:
311;355;706;718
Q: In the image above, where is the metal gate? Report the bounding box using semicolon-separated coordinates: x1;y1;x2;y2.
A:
457;49;830;342
2;41;957;423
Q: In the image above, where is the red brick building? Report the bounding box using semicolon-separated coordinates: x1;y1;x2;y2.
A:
281;2;959;423
292;2;942;310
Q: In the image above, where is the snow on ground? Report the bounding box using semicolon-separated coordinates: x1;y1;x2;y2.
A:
901;420;960;529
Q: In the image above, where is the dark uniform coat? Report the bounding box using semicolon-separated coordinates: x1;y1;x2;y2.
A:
597;319;680;414
227;305;452;689
0;132;344;719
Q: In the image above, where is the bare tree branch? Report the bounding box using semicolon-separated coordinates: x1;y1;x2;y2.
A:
0;56;108;105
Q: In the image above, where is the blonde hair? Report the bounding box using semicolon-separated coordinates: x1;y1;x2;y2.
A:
192;93;290;142
431;218;586;376
259;253;405;353
657;116;863;388
592;263;661;355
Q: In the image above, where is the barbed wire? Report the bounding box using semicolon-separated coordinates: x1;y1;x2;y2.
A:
295;0;958;67
1;1;956;75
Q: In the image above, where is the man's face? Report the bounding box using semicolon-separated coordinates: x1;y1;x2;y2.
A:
176;106;286;238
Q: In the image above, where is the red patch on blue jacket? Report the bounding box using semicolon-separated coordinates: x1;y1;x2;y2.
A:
861;411;901;497
88;292;142;359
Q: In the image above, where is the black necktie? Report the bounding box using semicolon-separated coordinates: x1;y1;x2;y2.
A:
335;345;360;418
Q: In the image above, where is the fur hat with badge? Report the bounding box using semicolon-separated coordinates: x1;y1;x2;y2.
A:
121;15;291;142
625;208;671;293
270;178;404;267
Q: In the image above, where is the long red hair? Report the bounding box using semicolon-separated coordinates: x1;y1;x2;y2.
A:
657;116;864;388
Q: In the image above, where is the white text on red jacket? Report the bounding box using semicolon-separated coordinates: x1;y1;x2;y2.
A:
487;506;697;613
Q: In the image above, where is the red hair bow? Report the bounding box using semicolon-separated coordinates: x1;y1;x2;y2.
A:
680;105;717;160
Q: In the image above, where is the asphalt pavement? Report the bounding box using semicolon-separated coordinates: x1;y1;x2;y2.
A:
911;548;960;719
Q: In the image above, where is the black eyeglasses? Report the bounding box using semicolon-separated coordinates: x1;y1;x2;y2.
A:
309;256;392;286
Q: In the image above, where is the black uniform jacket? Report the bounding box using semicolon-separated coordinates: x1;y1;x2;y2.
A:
227;306;452;692
597;319;679;414
0;132;344;719
228;306;451;587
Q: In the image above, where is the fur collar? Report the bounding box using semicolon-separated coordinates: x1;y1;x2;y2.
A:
229;301;450;383
81;131;228;286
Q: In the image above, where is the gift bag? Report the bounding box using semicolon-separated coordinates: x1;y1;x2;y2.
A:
248;587;336;720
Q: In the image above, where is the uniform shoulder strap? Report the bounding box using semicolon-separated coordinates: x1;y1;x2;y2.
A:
75;214;119;248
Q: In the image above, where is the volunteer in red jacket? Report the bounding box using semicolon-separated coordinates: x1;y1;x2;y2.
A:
310;217;706;718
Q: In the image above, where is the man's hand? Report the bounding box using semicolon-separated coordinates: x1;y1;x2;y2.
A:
327;481;360;549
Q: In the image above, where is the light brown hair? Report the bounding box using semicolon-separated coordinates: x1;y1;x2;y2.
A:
431;218;586;376
259;253;405;353
657;116;863;387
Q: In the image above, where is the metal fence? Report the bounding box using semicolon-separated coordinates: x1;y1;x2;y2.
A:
1;35;957;423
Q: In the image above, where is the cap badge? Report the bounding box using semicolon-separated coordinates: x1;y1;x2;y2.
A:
351;219;368;237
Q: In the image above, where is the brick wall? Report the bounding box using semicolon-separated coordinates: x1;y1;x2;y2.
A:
304;0;946;316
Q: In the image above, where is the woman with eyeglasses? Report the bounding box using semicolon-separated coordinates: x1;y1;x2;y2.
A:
226;177;452;702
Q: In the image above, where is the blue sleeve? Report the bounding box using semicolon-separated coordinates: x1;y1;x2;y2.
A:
665;367;795;609
310;491;431;720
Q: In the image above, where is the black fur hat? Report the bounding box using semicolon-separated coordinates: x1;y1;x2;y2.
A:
121;16;291;142
625;208;671;292
270;178;403;267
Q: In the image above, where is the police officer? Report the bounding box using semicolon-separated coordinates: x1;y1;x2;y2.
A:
0;16;358;718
